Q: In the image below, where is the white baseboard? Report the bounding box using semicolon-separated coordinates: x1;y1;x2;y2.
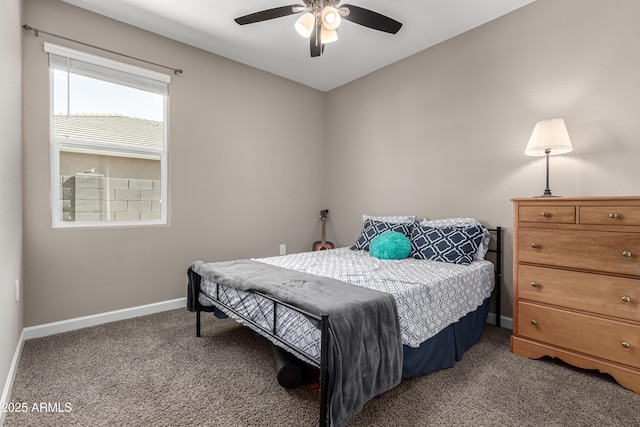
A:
1;329;26;425
22;297;186;340
20;300;511;339
1;298;185;424
487;313;513;330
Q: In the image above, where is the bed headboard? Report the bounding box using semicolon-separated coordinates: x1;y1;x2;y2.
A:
485;227;502;327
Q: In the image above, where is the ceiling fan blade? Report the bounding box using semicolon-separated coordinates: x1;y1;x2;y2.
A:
310;15;322;57
340;4;402;34
235;4;305;25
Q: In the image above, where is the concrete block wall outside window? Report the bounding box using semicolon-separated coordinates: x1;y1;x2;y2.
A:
61;173;161;222
47;42;169;227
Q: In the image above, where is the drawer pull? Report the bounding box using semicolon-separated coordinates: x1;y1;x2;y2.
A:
531;320;538;326
531;243;539;249
622;296;631;303
622;341;631;349
531;282;539;288
609;213;620;219
541;211;550;217
622;250;632;258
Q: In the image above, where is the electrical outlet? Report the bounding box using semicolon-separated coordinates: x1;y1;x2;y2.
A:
279;244;286;255
15;279;20;302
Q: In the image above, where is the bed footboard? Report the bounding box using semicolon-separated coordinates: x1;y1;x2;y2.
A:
190;225;502;427
194;282;331;427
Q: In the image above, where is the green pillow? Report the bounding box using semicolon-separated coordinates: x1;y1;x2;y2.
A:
369;231;412;260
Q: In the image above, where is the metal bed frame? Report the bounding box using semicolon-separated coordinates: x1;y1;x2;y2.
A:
194;227;502;427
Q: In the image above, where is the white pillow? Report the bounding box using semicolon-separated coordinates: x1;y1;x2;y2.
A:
363;215;417;224
418;217;490;260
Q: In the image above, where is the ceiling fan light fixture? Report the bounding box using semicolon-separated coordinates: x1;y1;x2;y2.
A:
235;3;402;58
321;6;341;31
295;12;315;38
321;27;338;44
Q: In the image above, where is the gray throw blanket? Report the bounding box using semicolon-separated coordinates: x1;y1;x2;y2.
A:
190;259;403;427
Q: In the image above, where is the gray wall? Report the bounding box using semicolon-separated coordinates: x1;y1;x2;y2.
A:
325;0;640;318
20;0;640;327
22;0;325;326
0;0;24;408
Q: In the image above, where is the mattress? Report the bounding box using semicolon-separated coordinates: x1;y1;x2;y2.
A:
198;247;494;364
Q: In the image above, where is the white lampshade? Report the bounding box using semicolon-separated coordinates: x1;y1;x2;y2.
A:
321;27;338;44
525;119;573;157
321;6;341;31
295;12;315;38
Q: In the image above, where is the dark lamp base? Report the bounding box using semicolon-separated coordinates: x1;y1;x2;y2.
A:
534;188;559;198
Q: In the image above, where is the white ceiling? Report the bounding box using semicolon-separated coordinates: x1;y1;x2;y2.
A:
60;0;536;92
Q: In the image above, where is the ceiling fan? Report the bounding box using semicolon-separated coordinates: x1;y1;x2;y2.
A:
234;1;402;57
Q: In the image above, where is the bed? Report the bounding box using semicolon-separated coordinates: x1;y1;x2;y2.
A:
187;217;502;427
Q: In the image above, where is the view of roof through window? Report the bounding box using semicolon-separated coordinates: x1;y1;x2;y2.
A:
54;114;163;149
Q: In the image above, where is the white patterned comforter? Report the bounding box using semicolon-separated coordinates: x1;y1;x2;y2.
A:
199;247;494;362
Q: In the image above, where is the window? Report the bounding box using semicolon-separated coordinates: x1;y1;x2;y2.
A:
46;43;169;227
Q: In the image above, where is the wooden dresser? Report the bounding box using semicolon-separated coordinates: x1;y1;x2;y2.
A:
512;196;640;394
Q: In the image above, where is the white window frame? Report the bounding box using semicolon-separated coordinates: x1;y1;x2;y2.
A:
46;43;169;228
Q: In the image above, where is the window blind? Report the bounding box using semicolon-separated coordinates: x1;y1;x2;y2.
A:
45;42;170;95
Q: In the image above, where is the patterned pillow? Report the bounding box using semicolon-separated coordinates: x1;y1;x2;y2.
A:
410;225;485;265
419;218;490;260
351;219;414;251
363;215;417;224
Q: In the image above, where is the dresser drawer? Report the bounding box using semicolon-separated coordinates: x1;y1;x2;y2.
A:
517;302;640;368
518;265;640;322
518;229;640;276
580;206;640;226
518;206;576;224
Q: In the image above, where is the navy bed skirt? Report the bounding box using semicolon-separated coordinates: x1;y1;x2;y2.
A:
402;297;491;378
210;296;491;380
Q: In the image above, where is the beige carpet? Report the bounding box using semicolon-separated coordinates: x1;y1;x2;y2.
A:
5;309;639;426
